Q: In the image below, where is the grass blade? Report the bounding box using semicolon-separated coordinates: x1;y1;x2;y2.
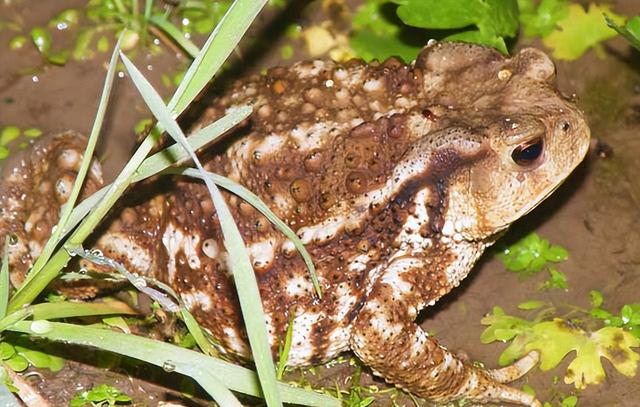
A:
9;321;340;406
149;14;200;58
66;246;221;358
8;0;264;311
174;168;321;297
30;301;136;321
0;243;10;319
276;313;294;380
0;381;20;407
170;0;267;114
64;107;251;242
121;52;282;407
180;309;220;357
0;309;31;333
193;374;243;407
10;35;121;302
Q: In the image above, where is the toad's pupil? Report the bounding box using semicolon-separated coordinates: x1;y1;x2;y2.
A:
512;137;544;166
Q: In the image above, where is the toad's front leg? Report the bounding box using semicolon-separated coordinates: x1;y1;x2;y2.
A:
349;255;541;406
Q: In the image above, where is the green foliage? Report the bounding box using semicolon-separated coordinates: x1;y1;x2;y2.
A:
276;313;295;380
339;366;375;407
350;0;519;61
499;232;568;276
174;1;232;35
518;0;568;38
0;125;43;160
607;15;640;52
6;1;236;65
542;267;568;290
541;3;623;60
481;299;640;390
590;290;640;338
0;339;64;373
30;26;70;65
543;395;579;407
8;35;27;50
349;0;629;62
393;0;519;54
70;384;132;407
350;0;422;62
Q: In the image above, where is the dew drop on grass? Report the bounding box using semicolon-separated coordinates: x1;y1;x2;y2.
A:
132;277;147;289
30;320;52;334
162;360;176;372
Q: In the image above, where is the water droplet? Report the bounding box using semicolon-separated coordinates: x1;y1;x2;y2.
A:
162;360;176;372
31;320;52;334
90;249;103;258
132;277;147;288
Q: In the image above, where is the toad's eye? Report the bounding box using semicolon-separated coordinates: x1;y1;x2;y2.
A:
511;137;544;166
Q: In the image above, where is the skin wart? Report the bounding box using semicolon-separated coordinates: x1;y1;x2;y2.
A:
0;42;590;406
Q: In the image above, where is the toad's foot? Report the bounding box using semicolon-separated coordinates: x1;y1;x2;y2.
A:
350;255;541;406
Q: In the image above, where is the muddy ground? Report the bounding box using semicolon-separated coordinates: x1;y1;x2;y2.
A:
0;0;639;406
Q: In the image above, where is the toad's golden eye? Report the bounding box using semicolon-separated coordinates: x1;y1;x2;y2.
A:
511;137;544;166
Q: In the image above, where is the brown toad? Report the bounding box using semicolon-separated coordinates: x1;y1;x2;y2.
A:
0;42;590;406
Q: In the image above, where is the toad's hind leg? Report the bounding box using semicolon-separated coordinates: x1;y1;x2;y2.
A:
349;256;541;406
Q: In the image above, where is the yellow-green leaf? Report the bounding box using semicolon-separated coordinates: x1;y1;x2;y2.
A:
542;4;624;60
526;320;640;389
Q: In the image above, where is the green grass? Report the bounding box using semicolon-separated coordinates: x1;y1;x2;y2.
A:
0;0;336;405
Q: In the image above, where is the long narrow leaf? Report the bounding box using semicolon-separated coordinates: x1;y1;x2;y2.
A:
276;313;294;380
0;309;31;333
174;168;320;296
121;52;282;407
30;301;136;321
8;0;264;311
181;309;220;357
8;321;340;406
64;107;251;242
0;243;9;319
0;382;20;407
17;35;122;295
170;0;267;115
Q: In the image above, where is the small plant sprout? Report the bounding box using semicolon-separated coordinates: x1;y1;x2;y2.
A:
499;232;568;276
70;384;132;407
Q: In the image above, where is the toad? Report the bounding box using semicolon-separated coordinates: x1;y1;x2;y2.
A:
0;42;590;406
